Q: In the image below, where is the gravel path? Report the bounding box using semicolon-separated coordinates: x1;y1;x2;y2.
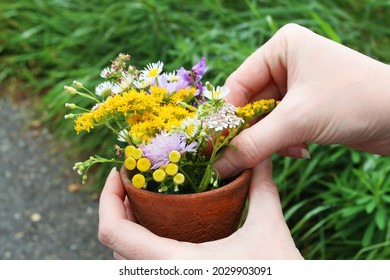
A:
0;96;112;259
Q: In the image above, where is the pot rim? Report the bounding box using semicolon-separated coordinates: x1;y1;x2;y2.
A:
120;165;252;198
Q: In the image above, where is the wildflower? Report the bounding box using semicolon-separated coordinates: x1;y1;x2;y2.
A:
140;61;164;80
132;174;146;189
173;173;185;185
166;163;178;176
100;67;114;78
180;117;200;139
236;99;277;121
125;157;136;170
140;132;197;169
137;157;151;172
156;73;189;95
177;57;208;93
95;81;114;97
153;169;166;182
192;57;208;77
112;72;134;95
203;85;230;100
117;129;131;143
201;103;244;132
168;150;181;163
133;79;151;89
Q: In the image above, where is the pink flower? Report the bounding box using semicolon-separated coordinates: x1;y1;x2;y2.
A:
140;132;197;169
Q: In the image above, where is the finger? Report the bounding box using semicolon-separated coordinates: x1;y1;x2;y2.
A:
99;167;128;221
214;103;301;178
277;143;310;159
224;31;288;107
98;168;186;259
245;158;286;227
243;158;303;259
113;251;126;260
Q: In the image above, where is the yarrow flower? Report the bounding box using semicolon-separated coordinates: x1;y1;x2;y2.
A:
65;53;277;193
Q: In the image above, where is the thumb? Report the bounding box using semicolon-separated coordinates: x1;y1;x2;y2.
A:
214;104;300;178
242;158;303;259
245;158;284;223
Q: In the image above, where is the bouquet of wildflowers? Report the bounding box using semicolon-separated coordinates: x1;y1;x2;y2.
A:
65;53;277;194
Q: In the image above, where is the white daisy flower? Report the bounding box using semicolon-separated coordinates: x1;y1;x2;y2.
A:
165;71;180;82
203;85;230;100
180;117;201;139
100;67;114;78
112;72;134;95
133;79;151;89
117;129;131;143
95;81;114;96
140;61;164;80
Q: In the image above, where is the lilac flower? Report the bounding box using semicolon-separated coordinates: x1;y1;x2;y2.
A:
192;57;208;78
157;73;189;94
177;67;192;84
140;132;197;169
177;58;208;94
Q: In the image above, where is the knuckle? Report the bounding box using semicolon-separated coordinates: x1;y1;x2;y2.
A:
98;222;119;247
233;130;264;167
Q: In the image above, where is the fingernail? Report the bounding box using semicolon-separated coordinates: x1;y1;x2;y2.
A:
110;167;117;173
287;147;311;159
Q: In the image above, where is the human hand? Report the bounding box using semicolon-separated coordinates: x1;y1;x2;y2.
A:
215;23;390;178
98;162;303;260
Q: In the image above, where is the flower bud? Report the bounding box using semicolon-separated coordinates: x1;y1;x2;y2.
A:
64;114;75;119
65;103;77;109
64;86;77;94
73;80;83;88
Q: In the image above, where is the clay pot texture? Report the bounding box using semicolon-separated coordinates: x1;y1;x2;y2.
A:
120;165;252;243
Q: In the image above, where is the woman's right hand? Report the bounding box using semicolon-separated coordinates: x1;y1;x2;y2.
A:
215;24;390;178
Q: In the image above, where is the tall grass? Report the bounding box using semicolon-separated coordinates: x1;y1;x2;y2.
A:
1;0;389;259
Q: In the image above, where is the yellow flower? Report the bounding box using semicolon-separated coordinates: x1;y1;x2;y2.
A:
236;99;277;121
124;157;136;170
132;148;143;160
170;87;197;104
165;163;178;176
125;145;136;157
153;169;166;182
173;173;185;185
132;174;146;189
168;150;181;163
137;157;151;172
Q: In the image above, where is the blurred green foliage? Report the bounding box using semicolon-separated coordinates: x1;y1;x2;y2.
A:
1;0;389;259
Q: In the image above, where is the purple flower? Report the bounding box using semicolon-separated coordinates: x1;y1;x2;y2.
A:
177;67;192;84
157;74;189;94
140;132;197;169
176;58;208;94
192;57;208;79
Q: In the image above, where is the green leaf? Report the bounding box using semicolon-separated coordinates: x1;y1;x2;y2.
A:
362;221;376;247
365;200;377;214
374;207;387;230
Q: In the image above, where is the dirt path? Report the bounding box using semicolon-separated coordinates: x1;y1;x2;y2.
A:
0;96;112;259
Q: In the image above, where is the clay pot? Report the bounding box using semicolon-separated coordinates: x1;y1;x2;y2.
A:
120;165;252;243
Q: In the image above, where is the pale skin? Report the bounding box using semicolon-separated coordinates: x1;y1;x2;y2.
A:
98;24;390;259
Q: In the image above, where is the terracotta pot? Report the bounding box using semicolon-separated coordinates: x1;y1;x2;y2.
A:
120;165;252;243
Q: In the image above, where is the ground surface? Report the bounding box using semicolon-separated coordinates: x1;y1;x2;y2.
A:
0;96;112;259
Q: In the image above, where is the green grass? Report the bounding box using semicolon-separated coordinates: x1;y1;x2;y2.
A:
1;0;390;259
